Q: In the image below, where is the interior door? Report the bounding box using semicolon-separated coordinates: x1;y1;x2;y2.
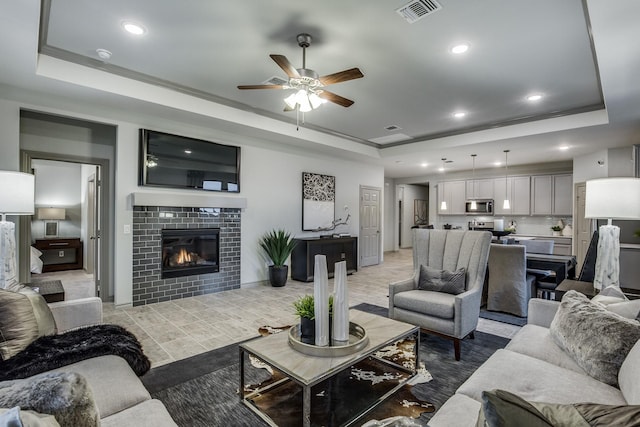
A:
93;166;102;297
360;186;381;267
86;174;96;275
574;182;591;273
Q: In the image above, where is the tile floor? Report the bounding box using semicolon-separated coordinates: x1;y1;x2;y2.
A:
36;249;521;367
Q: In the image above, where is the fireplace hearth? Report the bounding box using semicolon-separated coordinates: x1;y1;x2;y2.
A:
161;228;220;279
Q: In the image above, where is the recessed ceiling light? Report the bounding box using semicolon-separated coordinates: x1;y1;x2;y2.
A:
494;161;502;167
526;94;543;102
558;145;570;151
420;163;428;168
452;111;466;119
184;149;192;154
122;21;146;35
450;43;470;54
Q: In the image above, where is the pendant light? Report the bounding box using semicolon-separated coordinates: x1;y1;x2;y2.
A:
503;150;511;210
470;154;477;210
440;158;447;211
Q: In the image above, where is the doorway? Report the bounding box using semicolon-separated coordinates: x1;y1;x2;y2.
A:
359;186;381;267
20;153;109;300
574;182;593;273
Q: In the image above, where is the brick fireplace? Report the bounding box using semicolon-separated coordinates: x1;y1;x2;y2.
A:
132;205;241;306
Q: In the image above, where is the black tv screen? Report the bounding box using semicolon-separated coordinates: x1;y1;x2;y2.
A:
139;129;240;192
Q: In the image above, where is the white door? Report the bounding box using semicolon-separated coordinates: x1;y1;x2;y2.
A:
575;182;591;273
360;186;381;267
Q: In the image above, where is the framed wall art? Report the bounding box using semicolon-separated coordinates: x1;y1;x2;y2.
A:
302;172;335;231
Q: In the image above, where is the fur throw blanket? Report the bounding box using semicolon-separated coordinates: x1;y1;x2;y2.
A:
0;324;150;381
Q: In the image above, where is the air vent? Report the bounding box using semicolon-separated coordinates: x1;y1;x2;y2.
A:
263;76;288;86
385;125;401;131
396;0;442;24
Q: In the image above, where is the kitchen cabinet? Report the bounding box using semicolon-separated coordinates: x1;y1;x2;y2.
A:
531;174;572;216
494;176;530;215
465;179;494;200
552;174;573;215
438;180;466;215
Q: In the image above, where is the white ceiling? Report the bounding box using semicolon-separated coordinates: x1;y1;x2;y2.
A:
2;0;640;178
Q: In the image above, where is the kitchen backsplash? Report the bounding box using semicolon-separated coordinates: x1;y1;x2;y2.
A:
436;215;573;236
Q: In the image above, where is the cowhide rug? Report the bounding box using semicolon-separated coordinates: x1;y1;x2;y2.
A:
245;325;434;426
0;324;150;381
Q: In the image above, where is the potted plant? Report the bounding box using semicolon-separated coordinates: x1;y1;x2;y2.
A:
294;295;316;344
258;229;297;287
293;295;334;344
551;225;563;236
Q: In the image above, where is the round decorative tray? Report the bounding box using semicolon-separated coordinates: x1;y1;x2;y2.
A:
288;321;369;357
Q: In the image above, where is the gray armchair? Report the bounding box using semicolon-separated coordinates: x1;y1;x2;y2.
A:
389;229;492;360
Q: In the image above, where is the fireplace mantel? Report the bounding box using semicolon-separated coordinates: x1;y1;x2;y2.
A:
131;191;247;209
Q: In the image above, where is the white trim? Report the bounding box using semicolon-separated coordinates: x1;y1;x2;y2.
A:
131;192;247;209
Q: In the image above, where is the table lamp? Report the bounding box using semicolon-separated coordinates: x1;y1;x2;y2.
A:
0;171;35;289
584;177;640;291
37;207;66;238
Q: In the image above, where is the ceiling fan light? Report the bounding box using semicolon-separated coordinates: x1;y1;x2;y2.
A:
284;93;297;109
309;93;324;109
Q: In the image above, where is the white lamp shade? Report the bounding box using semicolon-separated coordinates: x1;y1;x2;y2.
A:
37;207;66;220
0;171;35;215
585;177;640;219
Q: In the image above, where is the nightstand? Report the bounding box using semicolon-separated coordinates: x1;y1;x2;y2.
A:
33;238;83;272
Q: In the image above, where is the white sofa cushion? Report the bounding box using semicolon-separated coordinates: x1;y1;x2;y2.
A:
393;290;454;319
427;393;481;427
456;349;626;405
101;399;177;427
505;324;585;374
50;355;151;419
619;340;640;405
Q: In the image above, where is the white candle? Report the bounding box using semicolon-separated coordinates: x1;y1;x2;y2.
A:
314;255;330;346
332;261;349;344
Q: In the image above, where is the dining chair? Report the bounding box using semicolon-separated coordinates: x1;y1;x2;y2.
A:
519;239;554;254
486;244;536;317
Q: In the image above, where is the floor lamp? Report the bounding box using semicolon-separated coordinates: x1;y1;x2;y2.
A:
584;177;640;291
0;171;35;289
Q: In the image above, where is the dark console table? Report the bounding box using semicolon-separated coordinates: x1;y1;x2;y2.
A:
34;238;83;273
291;237;358;282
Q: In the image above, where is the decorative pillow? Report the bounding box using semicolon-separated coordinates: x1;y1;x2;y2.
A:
592;285;628;306
479;389;640;427
0;406;61;427
606;299;640;322
15;286;57;337
0;290;39;361
417;265;466;295
550;291;640;386
0;372;98;427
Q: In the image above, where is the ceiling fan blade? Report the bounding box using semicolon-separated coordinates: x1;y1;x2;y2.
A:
319;90;355;107
270;54;300;78
319;68;364;86
237;84;284;90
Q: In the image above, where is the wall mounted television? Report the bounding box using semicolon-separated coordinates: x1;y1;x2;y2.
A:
139;129;240;192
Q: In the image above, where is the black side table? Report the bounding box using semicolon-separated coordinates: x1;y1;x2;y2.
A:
555;279;595;301
24;280;65;303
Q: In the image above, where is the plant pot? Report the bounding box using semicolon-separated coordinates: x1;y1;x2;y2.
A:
300;317;315;344
268;265;289;287
552;231;561;236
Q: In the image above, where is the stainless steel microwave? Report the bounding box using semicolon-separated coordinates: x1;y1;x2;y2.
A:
465;199;493;215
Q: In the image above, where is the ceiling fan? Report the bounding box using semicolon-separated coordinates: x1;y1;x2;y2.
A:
238;33;364;112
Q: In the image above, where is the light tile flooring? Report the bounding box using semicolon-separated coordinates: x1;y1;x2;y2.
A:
37;249;521;368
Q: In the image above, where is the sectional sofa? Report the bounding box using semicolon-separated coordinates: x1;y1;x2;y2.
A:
428;294;640;426
0;292;177;427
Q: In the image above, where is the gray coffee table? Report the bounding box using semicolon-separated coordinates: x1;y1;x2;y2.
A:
239;309;419;427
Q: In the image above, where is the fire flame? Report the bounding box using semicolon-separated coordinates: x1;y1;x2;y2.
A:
175;248;193;265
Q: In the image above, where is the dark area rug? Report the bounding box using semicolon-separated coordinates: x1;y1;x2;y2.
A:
144;303;510;426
